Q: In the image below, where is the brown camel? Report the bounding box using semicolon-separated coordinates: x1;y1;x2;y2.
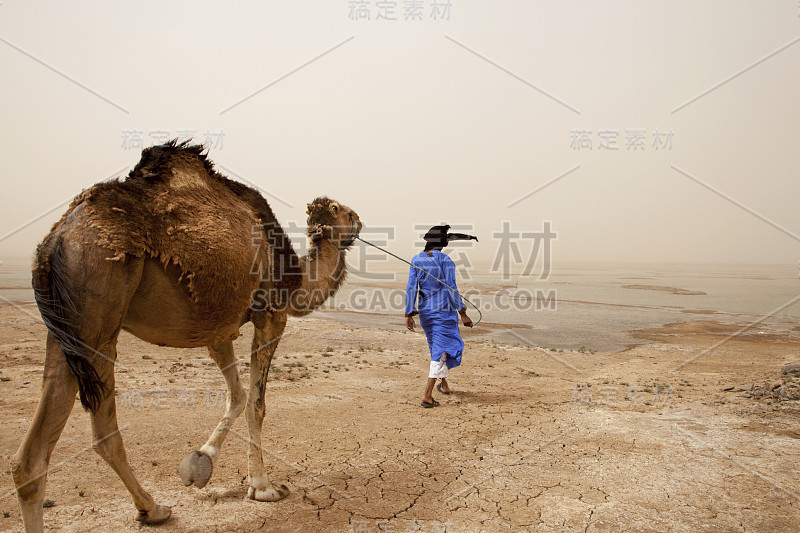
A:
11;140;362;532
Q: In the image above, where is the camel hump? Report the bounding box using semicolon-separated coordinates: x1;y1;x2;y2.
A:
130;139;214;189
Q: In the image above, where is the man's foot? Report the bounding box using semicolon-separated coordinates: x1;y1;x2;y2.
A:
437;382;452;395
420;399;440;408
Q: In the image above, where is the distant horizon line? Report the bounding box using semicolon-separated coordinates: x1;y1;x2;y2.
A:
0;256;795;270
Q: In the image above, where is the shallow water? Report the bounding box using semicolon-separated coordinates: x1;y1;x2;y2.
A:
324;262;800;351
3;261;798;352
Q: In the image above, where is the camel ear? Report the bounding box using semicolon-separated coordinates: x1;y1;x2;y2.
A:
306;202;312;215
329;202;339;215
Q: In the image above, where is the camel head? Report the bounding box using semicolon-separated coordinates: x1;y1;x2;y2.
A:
306;197;362;250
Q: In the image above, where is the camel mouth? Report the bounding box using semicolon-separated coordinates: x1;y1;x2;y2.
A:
305;200;361;249
338;219;360;249
340;228;359;248
351;215;363;240
340;211;361;246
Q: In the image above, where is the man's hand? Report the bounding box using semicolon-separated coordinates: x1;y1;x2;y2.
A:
460;311;473;328
405;316;415;332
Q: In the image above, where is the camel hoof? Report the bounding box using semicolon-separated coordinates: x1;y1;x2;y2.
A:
135;505;172;525
247;484;290;502
178;451;213;489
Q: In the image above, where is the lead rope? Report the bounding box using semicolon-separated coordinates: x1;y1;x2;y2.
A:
354;235;483;326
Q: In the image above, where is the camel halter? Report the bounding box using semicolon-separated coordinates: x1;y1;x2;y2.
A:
327;211;359;252
354;233;483;326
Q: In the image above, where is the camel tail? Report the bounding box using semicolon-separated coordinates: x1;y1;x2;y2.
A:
33;236;105;412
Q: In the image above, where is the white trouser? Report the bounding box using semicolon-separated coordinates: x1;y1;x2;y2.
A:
429;353;449;379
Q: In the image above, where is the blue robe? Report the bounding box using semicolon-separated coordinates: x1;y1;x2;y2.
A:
405;250;464;368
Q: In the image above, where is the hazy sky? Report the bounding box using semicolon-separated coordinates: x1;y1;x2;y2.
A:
1;1;798;267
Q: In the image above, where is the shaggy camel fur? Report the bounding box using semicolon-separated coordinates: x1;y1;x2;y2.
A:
11;141;362;532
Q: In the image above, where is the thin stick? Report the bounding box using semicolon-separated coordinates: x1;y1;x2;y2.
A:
355;236;483;325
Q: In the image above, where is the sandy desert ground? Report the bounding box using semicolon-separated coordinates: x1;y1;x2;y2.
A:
1;303;799;532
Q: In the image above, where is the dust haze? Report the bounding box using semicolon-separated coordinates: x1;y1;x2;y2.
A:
1;1;798;267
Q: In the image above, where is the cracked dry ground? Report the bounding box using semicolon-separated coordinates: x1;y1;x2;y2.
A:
1;306;799;532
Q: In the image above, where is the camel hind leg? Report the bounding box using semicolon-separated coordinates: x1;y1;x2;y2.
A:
179;339;247;489
12;334;79;533
17;232;168;528
70;252;170;524
90;347;171;524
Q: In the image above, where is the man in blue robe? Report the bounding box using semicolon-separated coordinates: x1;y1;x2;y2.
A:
405;225;477;408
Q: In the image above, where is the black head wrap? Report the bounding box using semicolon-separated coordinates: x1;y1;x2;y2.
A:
423;224;478;251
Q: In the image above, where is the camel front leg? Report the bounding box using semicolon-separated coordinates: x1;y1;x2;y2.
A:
179;339;246;489
246;312;289;502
